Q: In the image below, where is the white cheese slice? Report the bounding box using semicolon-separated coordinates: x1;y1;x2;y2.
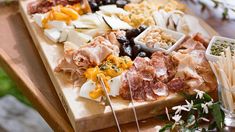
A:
32;13;45;27
108;75;122;97
59;29;69;43
79;14;101;26
44;28;61;43
71;20;96;29
67;30;92;47
79;80;101;102
79;75;122;101
99;5;129;15
47;21;67;31
103;15;132;30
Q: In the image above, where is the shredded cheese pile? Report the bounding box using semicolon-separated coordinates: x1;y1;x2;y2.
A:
84;55;133;99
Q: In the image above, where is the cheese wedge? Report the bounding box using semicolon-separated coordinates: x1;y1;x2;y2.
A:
67;30;92;46
99;5;129;15
79;80;101;102
108;75;122;97
32;13;45;27
47;21;67;31
59;29;69;43
44;28;61;43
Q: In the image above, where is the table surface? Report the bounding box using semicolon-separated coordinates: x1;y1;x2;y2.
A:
0;2;235;132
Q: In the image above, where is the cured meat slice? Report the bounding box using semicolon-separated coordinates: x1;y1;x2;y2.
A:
27;0;81;14
173;34;217;92
167;77;185;92
55;36;119;86
119;34;216;101
119;51;178;101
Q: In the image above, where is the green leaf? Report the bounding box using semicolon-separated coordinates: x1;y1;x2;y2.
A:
201;128;207;132
186;114;196;128
211;102;224;130
222;8;229;20
212;0;219;8
203;93;212;102
159;123;173;132
208;120;217;130
178;92;191;99
155;114;168;120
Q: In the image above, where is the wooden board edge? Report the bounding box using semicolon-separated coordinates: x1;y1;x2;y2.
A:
18;1;74;131
0;48;73;132
18;0;219;131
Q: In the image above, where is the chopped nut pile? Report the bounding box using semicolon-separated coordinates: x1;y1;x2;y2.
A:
140;28;176;50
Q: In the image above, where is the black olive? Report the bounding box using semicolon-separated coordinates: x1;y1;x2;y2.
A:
89;1;99;11
110;0;117;4
137;52;147;57
121;44;132;57
117;36;129;44
129;38;135;46
126;29;141;39
96;0;103;6
138;25;148;32
116;0;128;8
102;0;112;4
132;44;141;57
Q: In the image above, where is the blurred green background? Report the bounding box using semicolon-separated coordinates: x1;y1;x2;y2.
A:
0;67;31;106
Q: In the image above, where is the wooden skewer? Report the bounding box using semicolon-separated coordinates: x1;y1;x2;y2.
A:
126;73;140;132
98;76;122;132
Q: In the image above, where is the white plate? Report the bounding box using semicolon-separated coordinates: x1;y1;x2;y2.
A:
206;36;235;62
134;26;185;54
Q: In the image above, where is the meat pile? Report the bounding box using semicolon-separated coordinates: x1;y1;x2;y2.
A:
27;0;81;14
119;51;181;101
173;33;217;93
55;36;119;86
119;33;217;101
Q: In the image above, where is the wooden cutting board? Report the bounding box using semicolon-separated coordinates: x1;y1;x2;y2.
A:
19;0;218;131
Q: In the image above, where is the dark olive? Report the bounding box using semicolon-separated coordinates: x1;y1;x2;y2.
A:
137;52;147;57
116;0;128;8
96;0;103;6
102;0;112;4
126;29;141;39
110;0;117;4
89;1;99;11
117;36;129;44
132;44;141;57
121;44;132;57
129;38;135;46
138;25;148;32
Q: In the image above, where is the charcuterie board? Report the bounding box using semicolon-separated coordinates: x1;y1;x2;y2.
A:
19;0;218;131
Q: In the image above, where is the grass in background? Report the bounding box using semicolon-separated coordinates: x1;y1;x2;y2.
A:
0;68;31;106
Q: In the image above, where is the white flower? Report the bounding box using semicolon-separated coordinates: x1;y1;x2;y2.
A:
154;125;162;131
165;107;170;121
201;103;209;114
183;100;194;111
172;114;182;122
172;105;189;114
198;117;210;122
194;89;205;99
206;100;214;107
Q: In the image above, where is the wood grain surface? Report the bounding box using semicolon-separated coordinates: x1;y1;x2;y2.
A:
0;1;235;132
20;0;216;131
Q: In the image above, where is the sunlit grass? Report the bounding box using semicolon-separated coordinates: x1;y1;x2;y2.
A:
0;68;31;106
